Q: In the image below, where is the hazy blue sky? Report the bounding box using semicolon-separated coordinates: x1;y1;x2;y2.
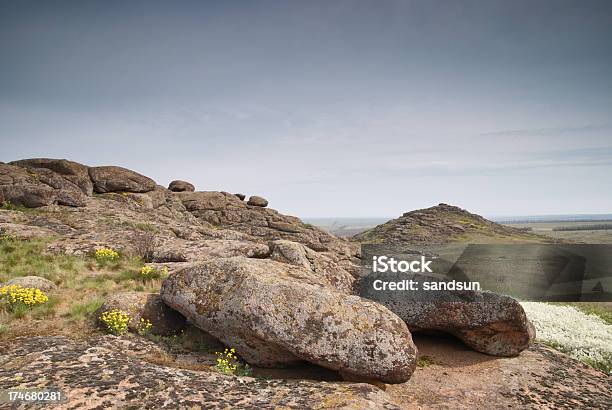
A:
1;0;611;217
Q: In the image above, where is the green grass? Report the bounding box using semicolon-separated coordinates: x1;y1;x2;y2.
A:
0;236;168;340
68;298;105;321
30;295;61;320
574;304;612;325
0;237;88;285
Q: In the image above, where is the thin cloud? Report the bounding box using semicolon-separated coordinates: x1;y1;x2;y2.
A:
480;124;611;137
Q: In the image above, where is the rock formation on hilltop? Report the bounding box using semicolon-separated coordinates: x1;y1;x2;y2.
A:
3;158;417;384
353;203;546;244
1;158;608;409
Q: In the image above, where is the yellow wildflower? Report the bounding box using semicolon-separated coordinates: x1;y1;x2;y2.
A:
0;284;48;311
99;309;130;335
95;248;120;263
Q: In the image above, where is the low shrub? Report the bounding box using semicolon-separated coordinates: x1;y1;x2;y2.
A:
95;248;120;265
0;284;49;313
99;308;130;335
138;265;168;280
0;232;18;243
215;347;252;376
136;317;153;335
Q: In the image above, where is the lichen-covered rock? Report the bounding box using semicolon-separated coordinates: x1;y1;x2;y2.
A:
168;180;195;192
359;273;535;356
176;191;231;212
0;222;56;239
3;275;56;292
96;292;186;336
89;166;157;193
0;336;401;409
9;164;89;206
10;158;93;196
173;190;359;262
247;195;268;207
0;183;56;208
161;257;417;383
270;240;355;294
124;186;167;210
0;162;86;208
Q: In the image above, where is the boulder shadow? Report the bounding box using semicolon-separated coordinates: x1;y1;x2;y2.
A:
250;362;344;382
412;332;505;368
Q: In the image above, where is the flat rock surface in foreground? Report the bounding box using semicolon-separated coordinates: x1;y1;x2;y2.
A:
389;334;612;409
0;336;400;409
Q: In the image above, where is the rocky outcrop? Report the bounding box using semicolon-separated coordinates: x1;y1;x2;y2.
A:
161;257;417;383
96;292;186;336
26;166;89;206
173;190;359;260
359;273;535;356
89;166;157;193
1;160;90;207
168;180;195;192
1;157;611;408
0;336;401;409
0;162;88;207
3;159;358;265
247;195;268;207
2;275;56;292
10;158;93;196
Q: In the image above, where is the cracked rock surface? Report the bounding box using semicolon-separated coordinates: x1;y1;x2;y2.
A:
0;336;401;409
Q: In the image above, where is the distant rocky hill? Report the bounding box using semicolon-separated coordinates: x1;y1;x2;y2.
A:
353;203;548;244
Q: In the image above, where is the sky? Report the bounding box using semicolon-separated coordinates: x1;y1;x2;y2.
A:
1;0;611;218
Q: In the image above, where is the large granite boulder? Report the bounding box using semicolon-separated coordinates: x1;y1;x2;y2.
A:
176;191;231;213
0;163;56;207
359;273;535;356
89;166;157;193
10;158;93;196
161;257;417;383
96;292;186;336
23;167;88;206
247;195;268;207
168;180;195;192
1;162;88;207
0;183;56;208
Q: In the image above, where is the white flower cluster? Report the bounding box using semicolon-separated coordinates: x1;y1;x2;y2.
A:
520;302;612;373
